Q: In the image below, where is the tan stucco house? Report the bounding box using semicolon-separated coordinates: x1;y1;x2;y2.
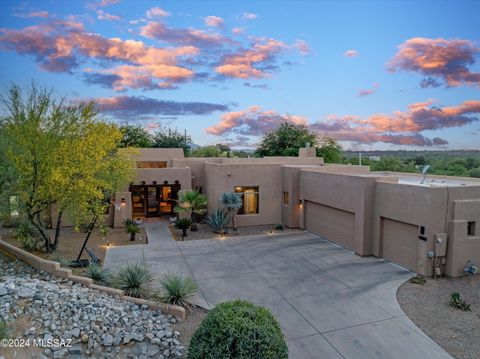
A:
110;148;480;278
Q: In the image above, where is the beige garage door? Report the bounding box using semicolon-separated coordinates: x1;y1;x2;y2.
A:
381;218;418;271
305;201;355;250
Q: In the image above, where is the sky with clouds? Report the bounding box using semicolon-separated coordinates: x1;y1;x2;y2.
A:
0;0;479;150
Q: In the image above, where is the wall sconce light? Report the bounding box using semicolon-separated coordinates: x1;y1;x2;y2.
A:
121;198;126;206
227;172;232;177
298;199;303;205
152;180;157;185
141;180;146;185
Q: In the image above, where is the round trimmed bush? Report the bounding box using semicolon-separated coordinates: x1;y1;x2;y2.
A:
187;300;288;359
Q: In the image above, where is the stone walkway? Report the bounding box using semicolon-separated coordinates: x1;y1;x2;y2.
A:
104;218;452;359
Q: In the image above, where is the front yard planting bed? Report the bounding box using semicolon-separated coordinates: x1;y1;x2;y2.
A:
0;226;146;274
169;222;301;241
397;275;480;359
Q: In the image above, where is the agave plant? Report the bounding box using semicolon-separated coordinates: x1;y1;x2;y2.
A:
220;192;243;231
113;262;153;298
154;273;198;309
85;264;111;285
174;218;192;239
174;190;208;231
204;209;230;235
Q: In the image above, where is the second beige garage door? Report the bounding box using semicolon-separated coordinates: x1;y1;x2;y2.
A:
305;201;355;250
381;218;418;271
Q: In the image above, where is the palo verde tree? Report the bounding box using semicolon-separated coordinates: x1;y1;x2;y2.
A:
255;122;342;163
0;83;133;252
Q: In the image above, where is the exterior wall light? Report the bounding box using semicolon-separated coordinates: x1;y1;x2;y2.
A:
227;172;232;177
152;180;157;185
141;180;146;185
298;199;303;205
121;198;126;206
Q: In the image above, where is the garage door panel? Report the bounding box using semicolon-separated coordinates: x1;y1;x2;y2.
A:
305;202;355;250
381;218;417;271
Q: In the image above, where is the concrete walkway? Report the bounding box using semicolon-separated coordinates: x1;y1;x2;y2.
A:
104;218;452;359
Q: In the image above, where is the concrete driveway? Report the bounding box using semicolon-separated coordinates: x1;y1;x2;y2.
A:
105;219;451;359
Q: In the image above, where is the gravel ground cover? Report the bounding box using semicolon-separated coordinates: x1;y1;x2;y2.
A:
397;275;480;359
0;252;185;359
169;222;300;241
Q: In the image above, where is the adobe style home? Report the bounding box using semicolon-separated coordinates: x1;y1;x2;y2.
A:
108;148;480;278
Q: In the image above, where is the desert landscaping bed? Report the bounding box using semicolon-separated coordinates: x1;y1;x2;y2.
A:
0;226;146;274
397;275;480;359
0;251;186;359
169;222;301;241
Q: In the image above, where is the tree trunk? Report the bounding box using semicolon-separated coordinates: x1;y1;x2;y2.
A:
76;215;98;262
51;209;64;252
27;211;51;252
130;233;135;241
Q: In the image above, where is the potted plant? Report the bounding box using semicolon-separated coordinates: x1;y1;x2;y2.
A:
123;219;140;241
175;218;192;240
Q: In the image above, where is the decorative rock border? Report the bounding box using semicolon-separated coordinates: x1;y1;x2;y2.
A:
0;238;186;320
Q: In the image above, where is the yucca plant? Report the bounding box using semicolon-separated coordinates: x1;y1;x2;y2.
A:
154;273;198;309
220;192;243;231
85;264;111;285
174;218;192;240
204;209;230;235
113;262;153;298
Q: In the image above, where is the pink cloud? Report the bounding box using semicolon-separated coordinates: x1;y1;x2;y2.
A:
140;21;232;48
344;49;358;57
232;27;244;35
96;10;121;21
388;37;480;87
0;20;198;90
87;0;119;9
357;83;379;97
146;7;170;18
206;105;307;136
310;100;480;146
241;12;258;20
204;16;224;27
14;11;50;18
294;40;311;56
215;38;286;78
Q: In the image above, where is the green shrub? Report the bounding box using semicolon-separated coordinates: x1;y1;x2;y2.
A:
274;223;284;230
449;291;471;311
14;222;41;251
188;300;288;359
175;218;192;238
204;209;229;234
86;264;111;285
0;320;9;339
155;273;198;308
113;262;153;298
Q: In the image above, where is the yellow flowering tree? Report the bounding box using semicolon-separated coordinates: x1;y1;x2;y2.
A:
0;84;134;252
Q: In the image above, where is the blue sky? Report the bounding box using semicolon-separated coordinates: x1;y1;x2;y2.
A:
0;0;479;150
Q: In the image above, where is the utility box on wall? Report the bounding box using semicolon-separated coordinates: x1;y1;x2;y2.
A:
434;233;448;257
